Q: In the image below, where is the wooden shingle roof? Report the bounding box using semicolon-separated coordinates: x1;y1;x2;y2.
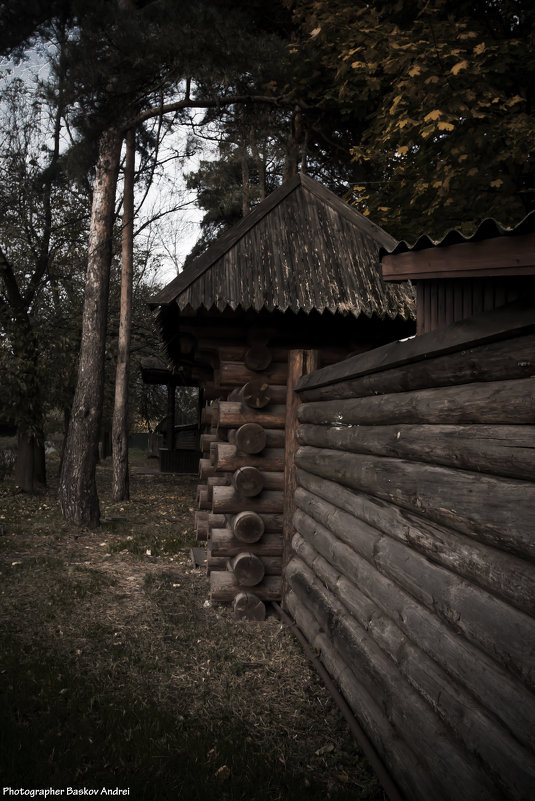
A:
150;174;415;320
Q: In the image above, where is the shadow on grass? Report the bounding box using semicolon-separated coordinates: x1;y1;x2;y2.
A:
0;640;378;801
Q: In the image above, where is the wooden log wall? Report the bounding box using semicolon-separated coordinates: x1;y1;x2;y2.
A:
192;327;347;620
284;302;535;801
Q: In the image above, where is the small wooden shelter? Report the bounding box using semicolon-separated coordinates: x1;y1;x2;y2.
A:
140;356;201;473
150;173;415;614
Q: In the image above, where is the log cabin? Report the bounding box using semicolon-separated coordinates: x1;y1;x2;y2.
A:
149;173;415;615
287;210;535;801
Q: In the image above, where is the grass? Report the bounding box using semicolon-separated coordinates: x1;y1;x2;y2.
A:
0;452;384;800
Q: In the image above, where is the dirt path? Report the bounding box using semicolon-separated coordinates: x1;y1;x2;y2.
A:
0;458;383;801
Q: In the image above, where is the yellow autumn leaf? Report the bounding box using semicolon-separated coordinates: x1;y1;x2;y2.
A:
351;61;366;70
397;146;410;155
408;65;421;77
451;60;469;75
424;109;442;122
437;121;455;131
397;119;412;129
310;27;321;38
378;207;391;212
474;42;486;55
490;179;504;188
507;94;525;106
389;94;403;114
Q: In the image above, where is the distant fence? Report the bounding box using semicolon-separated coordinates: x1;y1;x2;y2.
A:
284;302;535;801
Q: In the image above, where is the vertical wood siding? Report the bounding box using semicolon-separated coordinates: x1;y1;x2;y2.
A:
416;277;531;334
285;305;535;801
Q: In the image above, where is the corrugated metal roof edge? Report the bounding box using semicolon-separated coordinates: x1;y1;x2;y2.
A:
383;209;535;256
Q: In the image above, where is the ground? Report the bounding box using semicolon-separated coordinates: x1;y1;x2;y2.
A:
0;451;384;801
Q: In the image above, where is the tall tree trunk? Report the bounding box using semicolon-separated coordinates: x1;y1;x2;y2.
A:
12;320;46;493
58;127;122;526
15;428;46;493
241;147;250;217
112;127;135;501
283;108;302;182
249;123;266;201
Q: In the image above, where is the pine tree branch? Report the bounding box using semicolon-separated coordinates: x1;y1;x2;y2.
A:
129;92;285;130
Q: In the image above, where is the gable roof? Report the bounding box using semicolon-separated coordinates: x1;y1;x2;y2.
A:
150;173;415;320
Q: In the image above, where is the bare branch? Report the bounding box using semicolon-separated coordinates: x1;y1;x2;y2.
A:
129;92;284;130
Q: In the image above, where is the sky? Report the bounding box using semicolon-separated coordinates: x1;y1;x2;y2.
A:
0;46;207;289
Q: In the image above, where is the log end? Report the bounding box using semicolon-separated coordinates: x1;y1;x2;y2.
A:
233;591;266;621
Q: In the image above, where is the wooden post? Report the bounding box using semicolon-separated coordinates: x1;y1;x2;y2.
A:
282;349;318;602
166;382;175;451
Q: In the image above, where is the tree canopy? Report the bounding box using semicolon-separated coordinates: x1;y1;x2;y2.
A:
286;0;535;239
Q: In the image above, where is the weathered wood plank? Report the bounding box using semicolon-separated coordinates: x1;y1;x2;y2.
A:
290;506;535;749
197;485;210;510
294;473;535;616
298;377;534;426
285;589;435;801
210;571;281;601
293;503;535;691
296;300;535;393
218;402;287;429
199;458;218;479
296;423;535;481
212;486;284;514
295;447;535;558
210;529;282;557
200;433;218;453
283;349;319;595
214;444;284;472
290;533;535;801
219;360;288;386
286;558;505;801
382;233;535;280
297;332;535;401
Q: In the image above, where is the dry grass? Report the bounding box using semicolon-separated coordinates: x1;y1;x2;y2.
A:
0;452;384;800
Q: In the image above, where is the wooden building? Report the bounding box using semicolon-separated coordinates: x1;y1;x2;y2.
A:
140;356;201;473
382;212;535;333
150;173;415;615
285;213;535;800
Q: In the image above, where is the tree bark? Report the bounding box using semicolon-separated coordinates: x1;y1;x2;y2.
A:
112;127;135;501
58;127;122;526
